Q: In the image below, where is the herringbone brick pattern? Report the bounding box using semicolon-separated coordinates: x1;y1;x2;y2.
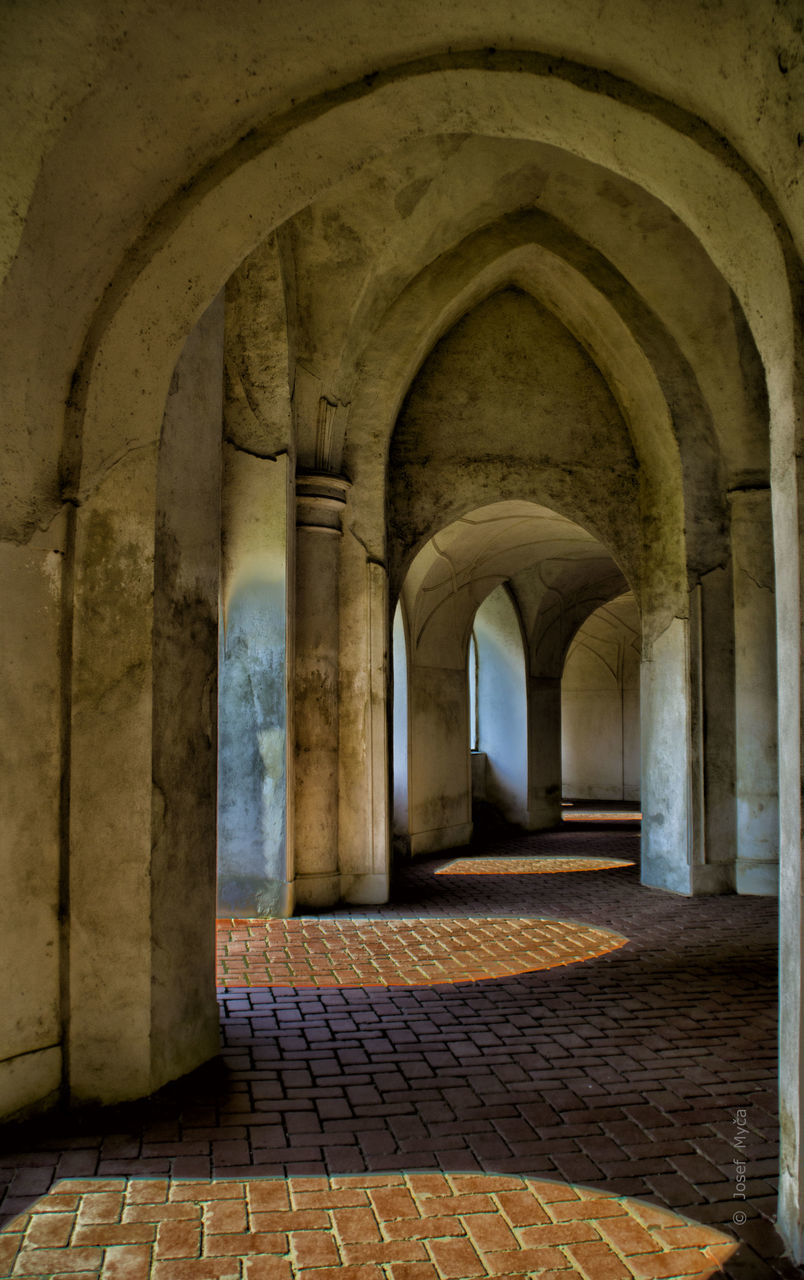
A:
0;1172;737;1278
0;820;790;1277
216;918;628;987
435;857;634;876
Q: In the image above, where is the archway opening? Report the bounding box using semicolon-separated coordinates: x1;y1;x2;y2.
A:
392;501;636;859
561;592;641;808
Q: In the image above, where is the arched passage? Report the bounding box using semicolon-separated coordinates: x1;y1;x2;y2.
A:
2;18;801;1250
396;501;642;854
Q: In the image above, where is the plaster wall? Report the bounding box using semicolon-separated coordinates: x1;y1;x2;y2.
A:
562;597;641;801
474;586;528;825
408;666;472;855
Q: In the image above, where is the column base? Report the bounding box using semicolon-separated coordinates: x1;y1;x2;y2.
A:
217;876;295;919
410;822;473;856
736;858;779;895
641;859;733;896
294;872;341;910
340;872;389;905
689;863;734;895
778;1175;804;1265
0;1045;61;1122
524;800;561;830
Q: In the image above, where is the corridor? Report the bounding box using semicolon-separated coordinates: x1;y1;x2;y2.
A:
0;818;783;1278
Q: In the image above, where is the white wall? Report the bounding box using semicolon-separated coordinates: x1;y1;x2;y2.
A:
561;595;641;801
475;585;528;824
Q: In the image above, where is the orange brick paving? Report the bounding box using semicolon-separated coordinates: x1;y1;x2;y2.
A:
435;857;635;876
216;918;628;988
0;1172;737;1278
562;814;642;823
0;822;791;1278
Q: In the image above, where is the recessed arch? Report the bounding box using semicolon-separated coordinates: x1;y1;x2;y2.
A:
397;500;637;850
65;56;795;505
562;592;642;803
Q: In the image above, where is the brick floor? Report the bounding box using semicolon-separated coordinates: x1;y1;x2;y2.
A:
216;918;628;988
0;820;792;1278
0;1173;739;1278
435;856;635;876
561;813;642;824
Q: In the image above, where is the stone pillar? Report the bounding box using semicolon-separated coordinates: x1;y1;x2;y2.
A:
641;616;696;894
641;602;735;897
0;526;64;1120
730;489;779;894
150;299;223;1086
775;427;804;1261
338;550;391;904
69;448;158;1103
218;452;293;919
294;471;350;909
684;578;735;894
526;676;562;828
69;298;223;1104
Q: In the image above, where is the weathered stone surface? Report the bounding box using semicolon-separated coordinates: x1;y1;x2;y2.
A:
218;452;291;918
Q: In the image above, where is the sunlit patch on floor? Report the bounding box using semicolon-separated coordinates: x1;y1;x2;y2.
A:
0;1172;740;1279
215;917;627;988
436;855;635;875
562;810;642;821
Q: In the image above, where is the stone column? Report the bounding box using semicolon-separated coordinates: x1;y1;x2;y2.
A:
641;616;696;894
338;550;391;904
685;579;735;894
526;676;562;828
294;471;350;909
775;408;804;1262
730;488;778;894
69;298;224;1104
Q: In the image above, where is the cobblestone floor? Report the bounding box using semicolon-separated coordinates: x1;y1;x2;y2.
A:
0;820;789;1279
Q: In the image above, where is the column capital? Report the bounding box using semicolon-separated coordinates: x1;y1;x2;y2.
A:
296;470;351;531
